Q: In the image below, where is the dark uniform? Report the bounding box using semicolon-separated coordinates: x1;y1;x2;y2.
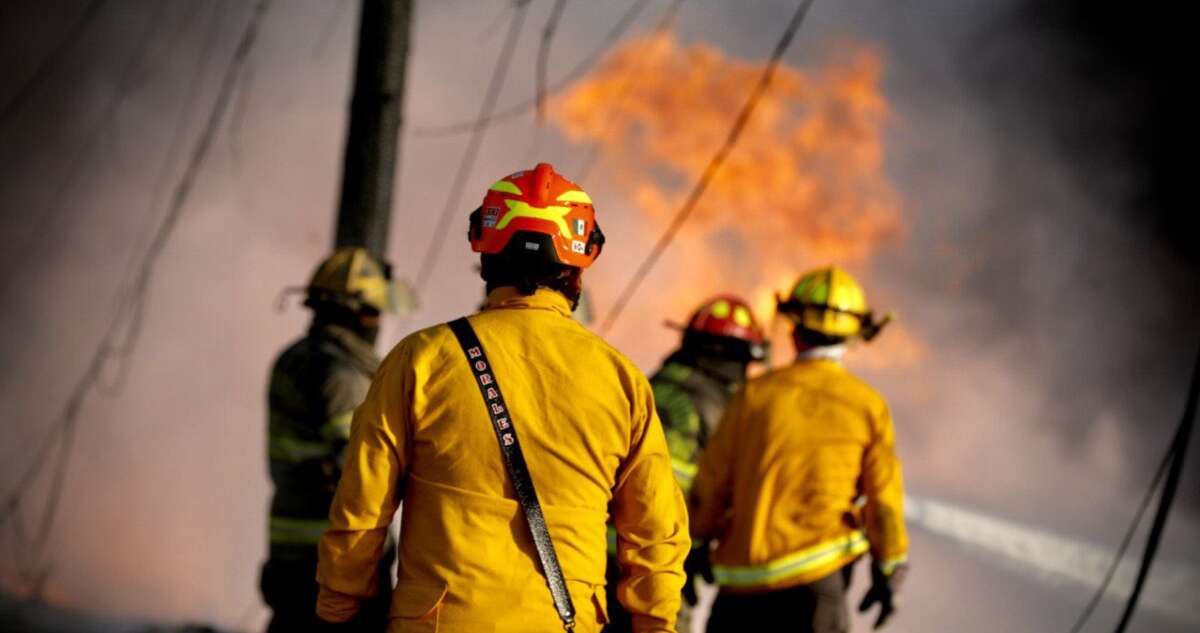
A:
602;295;767;633
261;322;393;632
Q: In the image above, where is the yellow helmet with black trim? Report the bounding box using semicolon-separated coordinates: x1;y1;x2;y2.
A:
306;247;394;314
777;266;889;341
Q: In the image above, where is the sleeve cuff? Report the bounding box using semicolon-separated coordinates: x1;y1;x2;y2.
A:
878;554;909;576
316;585;362;623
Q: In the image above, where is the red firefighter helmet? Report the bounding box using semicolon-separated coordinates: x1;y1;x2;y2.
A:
673;295;768;361
468;162;605;268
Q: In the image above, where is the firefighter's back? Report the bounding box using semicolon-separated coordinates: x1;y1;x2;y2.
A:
709;358;888;591
334;288;685;632
319;162;688;632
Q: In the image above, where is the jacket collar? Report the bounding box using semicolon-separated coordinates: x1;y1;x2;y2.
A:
483;287;573;318
797;344;847;363
662;350;745;391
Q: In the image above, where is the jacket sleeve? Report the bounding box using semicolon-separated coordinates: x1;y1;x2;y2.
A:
611;372;690;633
652;379;703;491
860;399;909;574
320;365;371;442
315;349;409;622
688;386;744;541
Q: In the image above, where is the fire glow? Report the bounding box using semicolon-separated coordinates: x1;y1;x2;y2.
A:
551;33;921;368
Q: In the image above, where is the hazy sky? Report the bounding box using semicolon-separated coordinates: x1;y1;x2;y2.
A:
0;1;1196;631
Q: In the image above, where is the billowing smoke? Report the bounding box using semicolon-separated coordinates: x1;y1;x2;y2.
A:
543;13;1198;630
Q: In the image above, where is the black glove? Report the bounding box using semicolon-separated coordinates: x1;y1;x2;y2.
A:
682;543;715;606
857;563;907;629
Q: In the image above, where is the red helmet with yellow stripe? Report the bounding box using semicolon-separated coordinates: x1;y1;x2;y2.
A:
469;163;605;268
673;295;768;362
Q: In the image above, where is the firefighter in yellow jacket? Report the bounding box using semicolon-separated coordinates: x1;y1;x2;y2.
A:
690;267;909;632
316;163;689;632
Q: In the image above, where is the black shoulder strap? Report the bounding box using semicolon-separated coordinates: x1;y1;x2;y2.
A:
447;317;576;631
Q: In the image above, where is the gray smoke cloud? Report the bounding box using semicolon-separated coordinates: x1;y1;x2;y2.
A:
0;1;1196;631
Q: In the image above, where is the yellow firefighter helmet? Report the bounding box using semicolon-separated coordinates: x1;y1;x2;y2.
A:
306;247;394;314
777;266;890;341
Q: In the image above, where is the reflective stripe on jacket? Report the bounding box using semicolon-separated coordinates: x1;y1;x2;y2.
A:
316;288;689;633
605;358;738;557
690;358;908;593
651;360;732;493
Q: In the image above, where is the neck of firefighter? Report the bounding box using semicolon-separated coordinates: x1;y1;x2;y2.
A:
792;329;847;362
480;255;584;311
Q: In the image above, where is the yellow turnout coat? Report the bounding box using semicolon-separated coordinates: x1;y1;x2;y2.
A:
317;288;689;632
690;357;908;593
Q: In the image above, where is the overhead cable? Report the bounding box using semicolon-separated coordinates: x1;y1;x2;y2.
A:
523;0;569;165
598;0;815;335
102;0;232;394
0;0;109;132
574;0;685;184
536;0;569;124
410;1;531;293
0;1;169;299
1066;439;1174;633
0;0;273;595
1112;344;1199;632
410;0;651;138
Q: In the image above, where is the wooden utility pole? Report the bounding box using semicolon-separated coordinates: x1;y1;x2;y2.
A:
334;0;413;260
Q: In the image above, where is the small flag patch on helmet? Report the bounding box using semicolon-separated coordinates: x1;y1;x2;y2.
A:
482;206;500;228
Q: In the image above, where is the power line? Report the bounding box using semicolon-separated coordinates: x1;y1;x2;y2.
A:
410;0;651;138
101;0;231;395
410;2;531;293
227;29;258;167
573;0;685;184
105;0;271;398
1066;439;1174;633
536;0;569;124
0;0;109;132
1112;344;1199;632
0;0;273;595
474;1;518;43
598;0;815;335
522;0;570;165
0;1;169;300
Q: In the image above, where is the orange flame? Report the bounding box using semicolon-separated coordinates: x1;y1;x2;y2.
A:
553;33;921;369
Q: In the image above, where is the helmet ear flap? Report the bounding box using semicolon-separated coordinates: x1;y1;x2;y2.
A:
468;207;483;243
587;221;606;257
859;311;893;342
